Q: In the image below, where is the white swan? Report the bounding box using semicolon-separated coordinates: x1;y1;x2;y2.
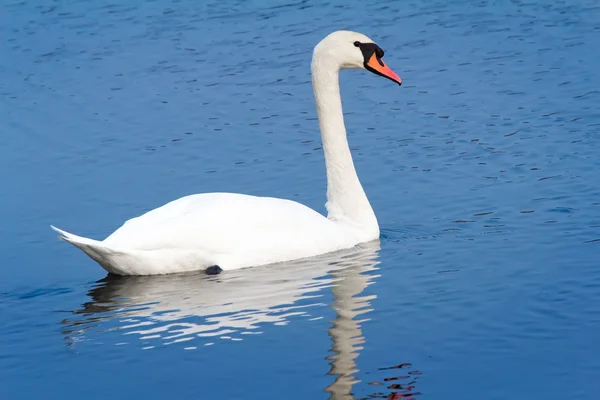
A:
51;30;402;275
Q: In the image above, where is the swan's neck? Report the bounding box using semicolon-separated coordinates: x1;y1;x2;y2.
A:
312;60;379;238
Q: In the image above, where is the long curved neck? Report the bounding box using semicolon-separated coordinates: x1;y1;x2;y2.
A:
311;59;379;237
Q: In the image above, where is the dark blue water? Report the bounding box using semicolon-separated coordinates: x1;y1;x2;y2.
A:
2;0;600;399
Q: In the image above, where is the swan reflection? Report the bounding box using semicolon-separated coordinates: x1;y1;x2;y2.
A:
63;241;381;346
63;241;419;398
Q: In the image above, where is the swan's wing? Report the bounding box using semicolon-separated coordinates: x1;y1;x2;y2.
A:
103;193;345;259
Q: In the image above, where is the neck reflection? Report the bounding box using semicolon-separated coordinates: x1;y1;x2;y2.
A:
325;244;380;399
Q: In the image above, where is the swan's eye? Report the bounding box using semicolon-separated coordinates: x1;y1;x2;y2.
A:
353;41;361;47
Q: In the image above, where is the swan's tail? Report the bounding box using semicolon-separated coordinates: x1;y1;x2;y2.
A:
51;225;102;247
51;225;215;275
51;225;119;272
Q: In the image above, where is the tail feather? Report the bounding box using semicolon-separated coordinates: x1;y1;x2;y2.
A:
51;225;214;275
51;225;104;247
50;225;119;269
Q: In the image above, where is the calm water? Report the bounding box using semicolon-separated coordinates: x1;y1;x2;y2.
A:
2;0;600;399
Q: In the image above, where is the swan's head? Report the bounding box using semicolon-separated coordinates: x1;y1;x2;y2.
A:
313;30;402;85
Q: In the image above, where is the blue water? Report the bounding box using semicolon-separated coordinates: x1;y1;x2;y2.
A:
2;0;600;398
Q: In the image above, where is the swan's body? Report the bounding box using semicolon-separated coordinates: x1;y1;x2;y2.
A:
53;193;363;275
52;30;402;275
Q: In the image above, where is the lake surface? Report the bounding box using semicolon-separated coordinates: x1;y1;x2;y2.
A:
2;0;600;399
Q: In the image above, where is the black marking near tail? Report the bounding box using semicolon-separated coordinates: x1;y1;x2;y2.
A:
205;265;223;275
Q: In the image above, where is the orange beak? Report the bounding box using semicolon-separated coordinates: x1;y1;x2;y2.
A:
366;53;402;85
